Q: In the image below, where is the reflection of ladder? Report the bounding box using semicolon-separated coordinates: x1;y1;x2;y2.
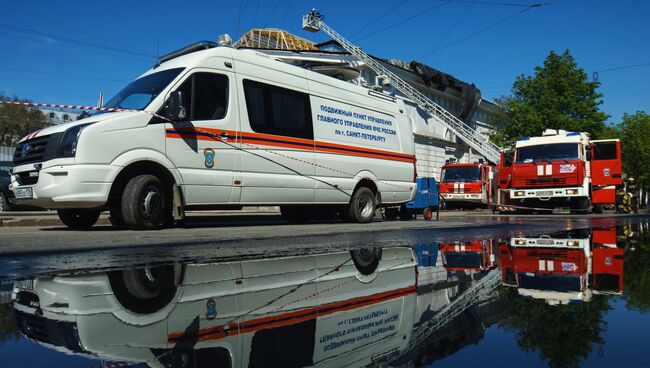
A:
302;10;501;164
396;269;502;360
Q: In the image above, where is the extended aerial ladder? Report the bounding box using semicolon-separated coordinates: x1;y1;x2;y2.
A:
302;10;502;164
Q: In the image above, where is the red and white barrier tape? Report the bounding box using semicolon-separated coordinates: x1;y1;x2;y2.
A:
0;100;173;141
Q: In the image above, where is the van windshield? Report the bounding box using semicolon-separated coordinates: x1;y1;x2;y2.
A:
104;68;184;110
515;143;579;163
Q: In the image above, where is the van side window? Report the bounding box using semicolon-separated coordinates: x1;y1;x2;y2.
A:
243;79;313;139
176;73;229;121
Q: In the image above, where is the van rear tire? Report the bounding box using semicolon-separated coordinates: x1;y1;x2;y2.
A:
57;208;101;229
121;174;168;230
348;187;376;223
351;248;382;275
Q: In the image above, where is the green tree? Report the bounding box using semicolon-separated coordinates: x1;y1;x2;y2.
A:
621;218;650;312
492;50;608;146
0;94;48;146
616;111;650;193
499;288;611;368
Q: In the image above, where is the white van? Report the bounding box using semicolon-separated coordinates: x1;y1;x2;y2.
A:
12;247;417;367
10;42;416;229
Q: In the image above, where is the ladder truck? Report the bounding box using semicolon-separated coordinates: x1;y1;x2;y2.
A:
301;10;501;165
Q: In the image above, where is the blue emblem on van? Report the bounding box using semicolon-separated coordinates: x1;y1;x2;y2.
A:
604;168;610;177
204;148;216;168
206;299;217;320
21;144;31;158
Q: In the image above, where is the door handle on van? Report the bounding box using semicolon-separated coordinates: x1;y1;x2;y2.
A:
219;131;229;141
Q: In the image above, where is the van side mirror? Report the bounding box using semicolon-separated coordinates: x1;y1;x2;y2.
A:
166;91;187;121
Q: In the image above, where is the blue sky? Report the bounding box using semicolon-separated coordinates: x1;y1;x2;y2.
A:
0;0;648;124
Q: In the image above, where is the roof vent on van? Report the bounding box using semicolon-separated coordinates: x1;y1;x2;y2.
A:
542;129;558;136
158;41;219;64
218;34;233;47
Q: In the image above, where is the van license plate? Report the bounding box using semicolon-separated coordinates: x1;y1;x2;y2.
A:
15;279;34;290
536;190;553;197
14;187;33;199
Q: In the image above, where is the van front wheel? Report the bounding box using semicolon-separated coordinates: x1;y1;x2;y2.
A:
348;187;376;223
57;208;101;229
121;174;168;230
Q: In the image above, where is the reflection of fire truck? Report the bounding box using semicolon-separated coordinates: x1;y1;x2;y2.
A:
439;240;496;271
439;160;495;209
499;227;624;304
496;129;623;213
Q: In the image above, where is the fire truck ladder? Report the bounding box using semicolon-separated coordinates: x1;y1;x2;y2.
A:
302;10;502;164
395;269;502;361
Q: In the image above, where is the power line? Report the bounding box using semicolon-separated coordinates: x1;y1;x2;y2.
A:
596;62;650;73
348;0;409;39
426;5;536;56
281;0;293;29
0;31;151;63
0;4;148;55
424;0;478;58
0;23;152;59
354;1;454;42
0;67;126;83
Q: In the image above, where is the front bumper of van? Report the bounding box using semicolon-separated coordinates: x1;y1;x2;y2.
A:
11;164;118;209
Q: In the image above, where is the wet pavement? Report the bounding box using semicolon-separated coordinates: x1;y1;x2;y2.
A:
0;214;649;367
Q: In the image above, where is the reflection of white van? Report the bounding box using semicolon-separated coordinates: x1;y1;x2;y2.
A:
12;247;417;367
11;42;416;229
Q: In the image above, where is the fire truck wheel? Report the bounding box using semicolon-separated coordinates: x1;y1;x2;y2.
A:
350;248;382;275
121;174;169;230
108;265;177;314
57;208;101;229
347;187;376;223
423;207;433;220
593;205;604;214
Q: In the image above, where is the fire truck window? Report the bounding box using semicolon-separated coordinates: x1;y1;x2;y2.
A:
503;151;513;167
515;143;579;163
441;166;481;182
593;142;617;160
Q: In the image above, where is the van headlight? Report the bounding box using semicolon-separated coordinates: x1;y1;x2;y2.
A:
58;123;93;157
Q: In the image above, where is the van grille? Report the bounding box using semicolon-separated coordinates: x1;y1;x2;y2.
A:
15;171;39;185
13;133;62;166
13;310;85;353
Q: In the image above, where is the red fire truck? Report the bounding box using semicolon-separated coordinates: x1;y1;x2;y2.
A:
439;240;497;271
496;129;622;213
499;227;623;304
439;160;495;209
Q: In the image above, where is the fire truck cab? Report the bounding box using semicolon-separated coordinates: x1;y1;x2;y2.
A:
497;129;622;213
439;160;495;209
439;240;496;272
500;227;624;305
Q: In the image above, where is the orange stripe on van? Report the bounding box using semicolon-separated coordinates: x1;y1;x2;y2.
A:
165;127;416;164
167;285;416;344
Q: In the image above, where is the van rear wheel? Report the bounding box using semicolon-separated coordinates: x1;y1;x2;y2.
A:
121;174;168;230
57;208;101;229
348;187;376;223
351;248;382;275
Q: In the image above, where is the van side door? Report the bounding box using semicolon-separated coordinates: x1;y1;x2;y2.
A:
165;66;240;205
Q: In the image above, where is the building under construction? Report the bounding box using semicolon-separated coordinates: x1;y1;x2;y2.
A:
233;28;503;177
